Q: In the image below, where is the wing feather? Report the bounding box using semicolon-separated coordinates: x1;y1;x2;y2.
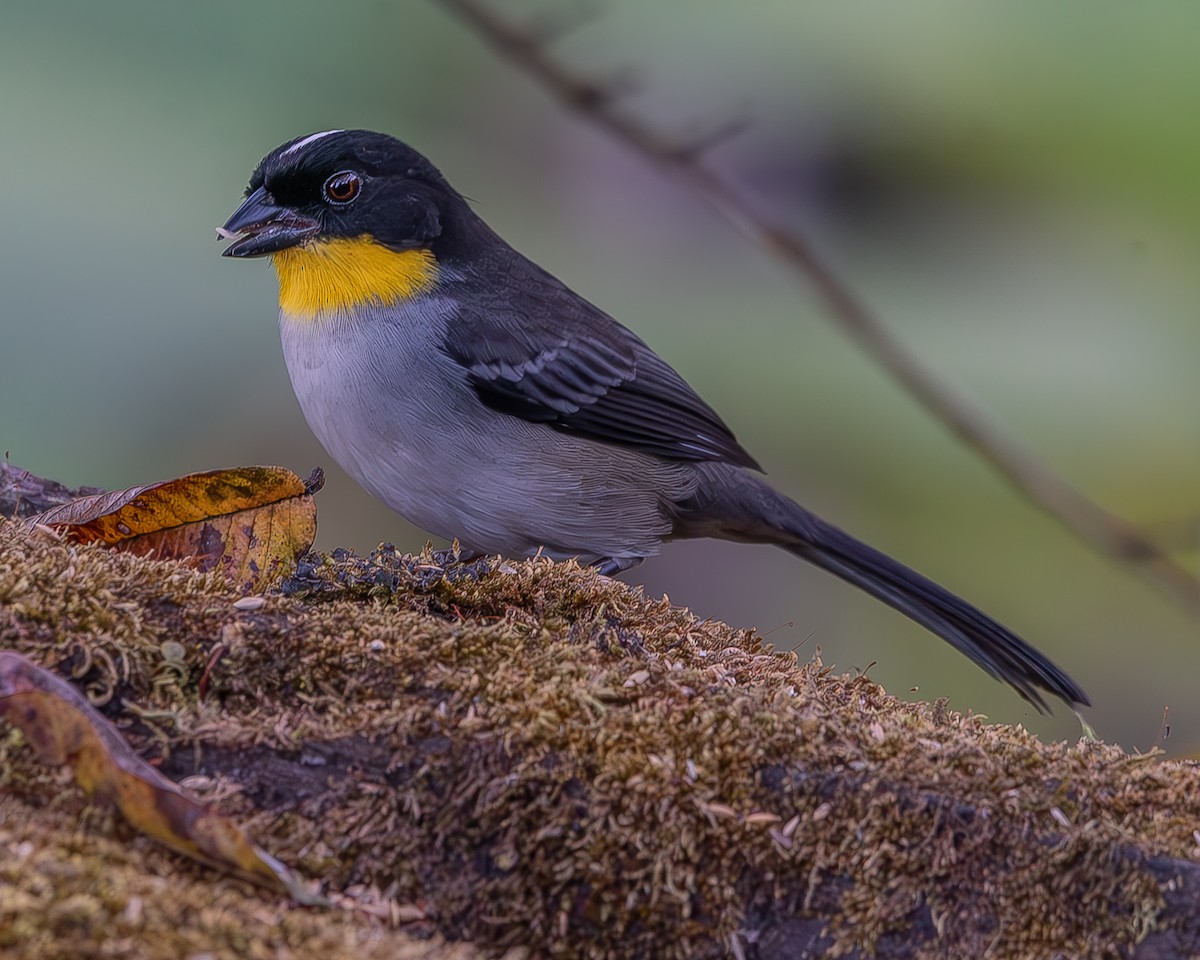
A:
442;257;761;470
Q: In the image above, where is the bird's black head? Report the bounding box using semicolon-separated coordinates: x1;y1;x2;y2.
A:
219;129;461;258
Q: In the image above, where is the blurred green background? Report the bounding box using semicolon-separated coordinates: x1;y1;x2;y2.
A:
4;0;1199;746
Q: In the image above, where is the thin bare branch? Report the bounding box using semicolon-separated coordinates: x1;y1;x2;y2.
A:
675;115;752;163
435;0;1200;614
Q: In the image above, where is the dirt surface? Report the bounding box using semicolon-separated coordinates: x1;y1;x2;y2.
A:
2;504;1200;958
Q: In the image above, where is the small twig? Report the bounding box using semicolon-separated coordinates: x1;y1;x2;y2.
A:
675;115;752;163
1138;515;1200;553
435;0;1200;614
1152;705;1171;751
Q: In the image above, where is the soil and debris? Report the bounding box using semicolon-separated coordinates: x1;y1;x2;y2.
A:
2;518;1199;959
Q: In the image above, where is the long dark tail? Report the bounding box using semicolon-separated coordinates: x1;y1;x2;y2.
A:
679;469;1089;713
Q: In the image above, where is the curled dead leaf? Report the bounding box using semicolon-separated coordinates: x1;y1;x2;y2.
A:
0;650;321;903
25;466;319;591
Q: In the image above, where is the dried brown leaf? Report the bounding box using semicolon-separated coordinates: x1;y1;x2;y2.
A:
0;650;320;902
25;466;318;590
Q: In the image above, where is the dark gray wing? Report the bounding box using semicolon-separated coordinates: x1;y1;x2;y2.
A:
442;258;761;470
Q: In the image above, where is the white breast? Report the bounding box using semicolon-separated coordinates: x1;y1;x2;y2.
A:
276;298;687;564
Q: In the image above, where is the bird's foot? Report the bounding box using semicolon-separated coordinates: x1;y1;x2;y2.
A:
430;545;486;567
592;556;643;577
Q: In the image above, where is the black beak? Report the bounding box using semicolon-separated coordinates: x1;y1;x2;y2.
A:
218;185;320;258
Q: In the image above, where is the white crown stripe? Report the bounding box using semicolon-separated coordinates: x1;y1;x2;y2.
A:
280;130;345;158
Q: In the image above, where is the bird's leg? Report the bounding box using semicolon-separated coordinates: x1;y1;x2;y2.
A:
592;556;643;576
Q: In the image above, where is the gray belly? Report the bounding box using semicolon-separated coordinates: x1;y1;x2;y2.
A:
278;301;691;564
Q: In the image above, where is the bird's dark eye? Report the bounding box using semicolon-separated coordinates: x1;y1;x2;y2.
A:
322;171;361;204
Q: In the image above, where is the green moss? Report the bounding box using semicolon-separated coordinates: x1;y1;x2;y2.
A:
0;798;484;960
0;520;1196;958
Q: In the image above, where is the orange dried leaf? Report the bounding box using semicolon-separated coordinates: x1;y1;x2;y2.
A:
0;650;320;902
26;466;320;591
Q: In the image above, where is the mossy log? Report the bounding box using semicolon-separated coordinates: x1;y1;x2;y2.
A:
2;463;1200;959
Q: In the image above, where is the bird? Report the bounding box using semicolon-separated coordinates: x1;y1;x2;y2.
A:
219;129;1088;712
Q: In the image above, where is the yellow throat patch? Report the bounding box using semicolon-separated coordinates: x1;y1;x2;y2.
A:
271;236;438;318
